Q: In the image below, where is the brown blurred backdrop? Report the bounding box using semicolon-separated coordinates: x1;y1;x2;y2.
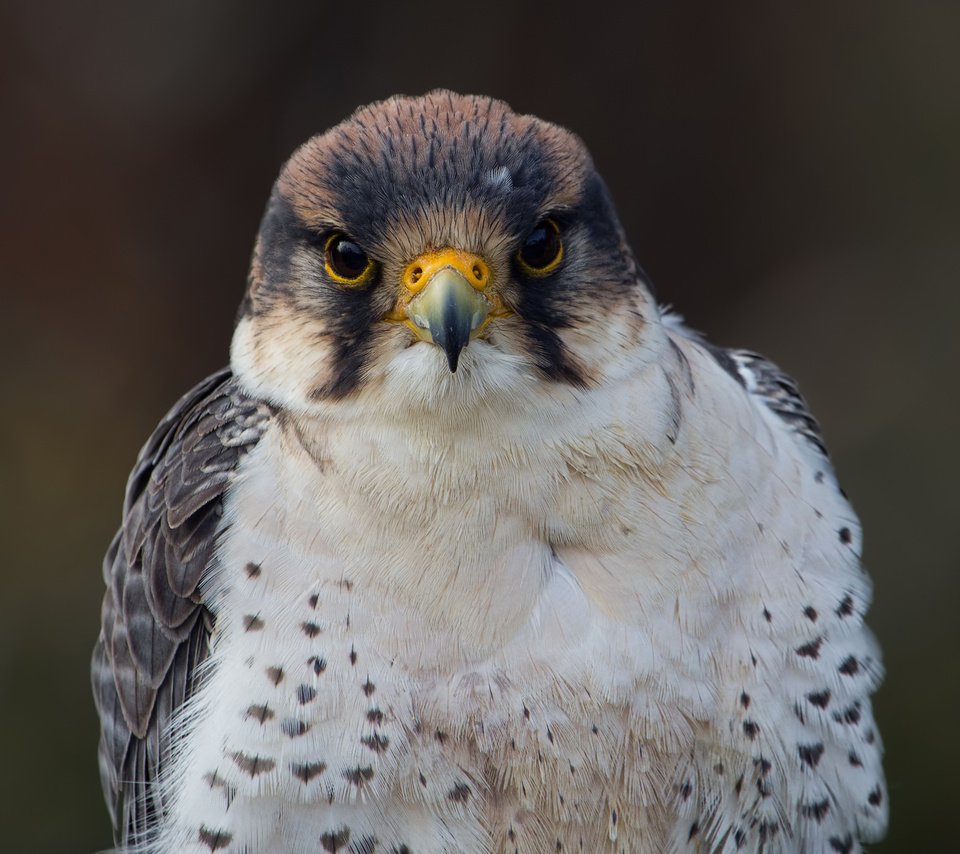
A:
1;1;957;851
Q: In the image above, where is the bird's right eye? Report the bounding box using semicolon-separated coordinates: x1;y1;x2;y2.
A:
324;233;374;285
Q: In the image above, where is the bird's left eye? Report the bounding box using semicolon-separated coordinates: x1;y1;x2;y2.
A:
517;218;564;276
324;233;374;285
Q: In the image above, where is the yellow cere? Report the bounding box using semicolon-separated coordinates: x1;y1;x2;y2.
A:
402;248;490;294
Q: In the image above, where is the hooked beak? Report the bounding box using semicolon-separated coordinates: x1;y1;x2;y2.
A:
399;249;494;372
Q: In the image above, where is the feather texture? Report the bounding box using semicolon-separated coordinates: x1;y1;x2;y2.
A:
91;369;271;846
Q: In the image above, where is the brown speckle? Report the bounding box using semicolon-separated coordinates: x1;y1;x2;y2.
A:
814;471;824;483
795;637;823;659
829;835;853;853
361;732;390;753
680;781;692;800
244;703;275;724
297;684;317;704
281;718;310;738
243;614;264;632
203;771;226;789
839;527;852;544
848;751;863;767
301;621;322;638
688;821;700;840
868;785;883;807
834;702;862;725
801;798;831;822
291;760;326;783
349;645;357;665
418;772;427;787
367;708;384;725
308;656;327;675
320;826;351;853
244;561;261;578
836;594;855;618
448;781;471;802
740;692;751;709
434;729;448;745
343;765;375;786
266;666;284;685
803;606;818;622
362;678;375;696
231;751;275;777
758;821;778;842
308;593;319;608
798;742;825;768
199;826;233;851
838;655;860;676
807;689;831;709
743;720;759;740
762;607;772;622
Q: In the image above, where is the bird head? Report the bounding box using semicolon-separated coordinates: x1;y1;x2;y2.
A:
232;91;656;420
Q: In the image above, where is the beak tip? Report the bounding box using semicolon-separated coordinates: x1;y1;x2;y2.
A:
445;346;461;372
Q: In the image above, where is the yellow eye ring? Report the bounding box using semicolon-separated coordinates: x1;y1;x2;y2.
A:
516;218;564;277
324;233;375;286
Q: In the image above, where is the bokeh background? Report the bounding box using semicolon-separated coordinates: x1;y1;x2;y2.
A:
1;1;957;850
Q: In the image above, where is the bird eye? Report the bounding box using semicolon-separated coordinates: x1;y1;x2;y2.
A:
324;233;374;285
517;218;563;276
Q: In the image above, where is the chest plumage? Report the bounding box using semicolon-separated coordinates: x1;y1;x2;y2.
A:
93;92;886;853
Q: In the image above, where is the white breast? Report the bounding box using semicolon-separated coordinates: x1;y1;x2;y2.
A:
148;337;884;853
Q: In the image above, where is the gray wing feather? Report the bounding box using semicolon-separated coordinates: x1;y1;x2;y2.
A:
91;368;271;846
703;343;829;458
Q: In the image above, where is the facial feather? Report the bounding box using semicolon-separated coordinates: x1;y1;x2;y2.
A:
234;90;657;414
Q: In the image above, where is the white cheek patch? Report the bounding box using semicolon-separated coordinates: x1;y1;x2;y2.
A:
483;165;513;194
231;314;334;413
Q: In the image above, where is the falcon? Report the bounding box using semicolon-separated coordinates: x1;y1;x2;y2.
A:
92;91;887;853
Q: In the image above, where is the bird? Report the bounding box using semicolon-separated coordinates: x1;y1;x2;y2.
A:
92;91;887;854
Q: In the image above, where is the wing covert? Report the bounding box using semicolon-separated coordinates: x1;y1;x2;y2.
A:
91;368;272;846
702;342;830;459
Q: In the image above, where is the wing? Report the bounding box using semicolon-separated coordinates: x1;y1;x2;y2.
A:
707;344;829;458
661;310;828;459
91;369;272;847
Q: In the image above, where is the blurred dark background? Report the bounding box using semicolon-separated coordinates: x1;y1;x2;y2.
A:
1;1;957;850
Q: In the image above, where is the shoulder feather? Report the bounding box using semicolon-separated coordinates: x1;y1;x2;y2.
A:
91;368;272;846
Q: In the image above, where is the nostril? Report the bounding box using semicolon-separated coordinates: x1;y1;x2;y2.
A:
410;266;423;284
472;264;484;282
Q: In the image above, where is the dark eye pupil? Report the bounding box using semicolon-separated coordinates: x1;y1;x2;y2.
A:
328;237;369;279
520;221;561;270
